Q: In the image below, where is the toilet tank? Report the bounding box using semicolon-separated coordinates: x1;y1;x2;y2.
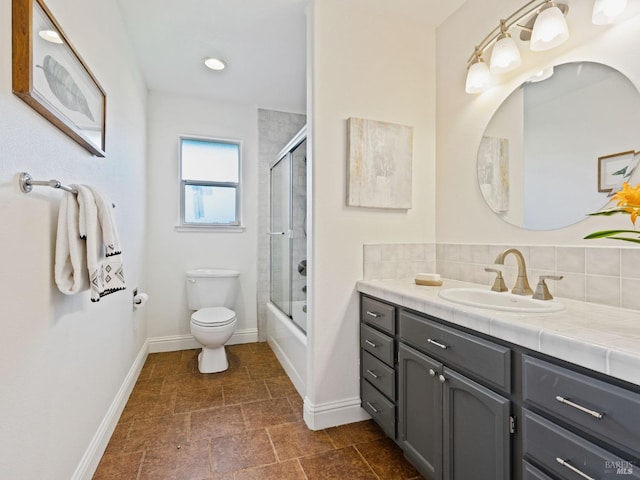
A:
186;269;240;310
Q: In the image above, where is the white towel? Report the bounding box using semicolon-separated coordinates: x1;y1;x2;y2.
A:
54;185;125;301
54;190;89;294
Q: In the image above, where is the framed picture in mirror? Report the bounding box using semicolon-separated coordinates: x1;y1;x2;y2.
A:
598;150;639;193
12;0;106;156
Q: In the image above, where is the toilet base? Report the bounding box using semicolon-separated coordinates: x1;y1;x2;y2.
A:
197;346;229;374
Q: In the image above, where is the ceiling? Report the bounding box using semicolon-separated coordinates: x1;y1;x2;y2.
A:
116;0;466;113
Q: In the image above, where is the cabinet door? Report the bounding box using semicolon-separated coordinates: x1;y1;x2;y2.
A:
398;343;443;480
442;367;511;480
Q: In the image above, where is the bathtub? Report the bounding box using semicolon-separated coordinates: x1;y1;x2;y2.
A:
267;301;306;397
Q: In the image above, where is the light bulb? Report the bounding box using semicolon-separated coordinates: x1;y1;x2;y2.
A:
592;0;628;25
465;58;493;94
530;4;569;52
204;57;226;71
490;34;522;74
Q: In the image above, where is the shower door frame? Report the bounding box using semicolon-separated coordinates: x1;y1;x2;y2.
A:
269;125;307;330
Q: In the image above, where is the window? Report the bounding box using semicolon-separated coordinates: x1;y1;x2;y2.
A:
180;136;241;227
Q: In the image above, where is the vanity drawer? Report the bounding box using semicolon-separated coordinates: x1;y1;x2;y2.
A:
522;409;640;480
361;350;395;400
399;310;511;393
522;461;555;480
362;379;396;439
360;323;394;366
523;355;640;457
361;296;395;334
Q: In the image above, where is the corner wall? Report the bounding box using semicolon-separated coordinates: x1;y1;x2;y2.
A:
306;0;436;428
0;0;148;477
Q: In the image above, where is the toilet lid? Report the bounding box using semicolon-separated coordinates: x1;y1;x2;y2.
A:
192;307;236;327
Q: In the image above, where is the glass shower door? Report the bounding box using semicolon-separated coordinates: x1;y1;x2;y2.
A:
270;156;292;317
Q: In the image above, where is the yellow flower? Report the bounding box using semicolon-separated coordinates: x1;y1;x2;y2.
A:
612;182;640;225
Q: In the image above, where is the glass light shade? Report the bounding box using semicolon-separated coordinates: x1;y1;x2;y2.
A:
465;59;493;94
490;35;522;74
592;0;627;25
530;5;569;51
204;57;226;71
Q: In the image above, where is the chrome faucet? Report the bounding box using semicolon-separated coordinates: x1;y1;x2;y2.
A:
493;248;533;296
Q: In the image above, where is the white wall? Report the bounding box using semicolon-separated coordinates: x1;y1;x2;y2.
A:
306;0;436;427
0;0;147;477
145;92;259;343
436;0;640;244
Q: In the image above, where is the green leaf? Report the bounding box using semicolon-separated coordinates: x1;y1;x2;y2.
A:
607;236;640;245
584;229;640;239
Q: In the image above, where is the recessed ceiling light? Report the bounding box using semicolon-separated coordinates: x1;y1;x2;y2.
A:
38;29;63;44
204;57;226;71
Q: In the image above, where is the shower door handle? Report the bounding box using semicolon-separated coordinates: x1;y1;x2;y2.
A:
268;232;287;236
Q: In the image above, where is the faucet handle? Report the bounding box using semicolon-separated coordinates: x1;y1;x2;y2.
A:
485;267;508;292
533;275;563;301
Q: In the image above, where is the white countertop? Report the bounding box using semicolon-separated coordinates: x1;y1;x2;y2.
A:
357;278;640;387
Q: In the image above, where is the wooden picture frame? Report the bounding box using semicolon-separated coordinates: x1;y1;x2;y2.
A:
12;0;106;156
598;150;639;193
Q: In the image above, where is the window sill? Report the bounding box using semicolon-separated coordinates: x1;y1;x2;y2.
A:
174;225;246;233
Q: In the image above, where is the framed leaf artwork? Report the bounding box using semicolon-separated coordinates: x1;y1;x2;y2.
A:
12;0;106;156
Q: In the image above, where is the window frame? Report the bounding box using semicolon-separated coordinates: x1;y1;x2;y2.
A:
179;135;243;229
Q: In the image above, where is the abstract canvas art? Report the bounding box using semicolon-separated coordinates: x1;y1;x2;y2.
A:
477;136;509;213
347;117;413;209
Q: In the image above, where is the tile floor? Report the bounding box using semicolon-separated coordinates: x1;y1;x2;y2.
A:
93;342;422;480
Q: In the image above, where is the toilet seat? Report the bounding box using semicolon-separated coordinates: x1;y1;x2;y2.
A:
191;307;236;327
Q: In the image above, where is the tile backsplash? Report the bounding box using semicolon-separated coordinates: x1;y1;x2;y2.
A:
363;243;640;311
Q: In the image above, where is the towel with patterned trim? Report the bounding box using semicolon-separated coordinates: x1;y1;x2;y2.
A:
54;186;125;301
76;185;126;301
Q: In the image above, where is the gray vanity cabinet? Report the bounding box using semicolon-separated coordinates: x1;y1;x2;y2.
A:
397;312;511;480
398;343;443;479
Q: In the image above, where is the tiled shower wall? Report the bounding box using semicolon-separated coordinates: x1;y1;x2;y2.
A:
363;243;640;311
257;109;307;339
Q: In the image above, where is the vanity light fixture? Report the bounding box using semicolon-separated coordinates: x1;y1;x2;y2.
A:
465;0;627;94
592;0;628;25
489;20;522;74
529;1;570;51
466;48;494;94
203;57;226;71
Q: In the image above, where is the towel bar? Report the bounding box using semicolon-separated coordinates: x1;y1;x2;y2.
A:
19;172;78;194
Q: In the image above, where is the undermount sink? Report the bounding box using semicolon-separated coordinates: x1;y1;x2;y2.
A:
438;288;565;313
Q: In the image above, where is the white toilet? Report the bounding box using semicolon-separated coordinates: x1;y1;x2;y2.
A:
186;268;240;373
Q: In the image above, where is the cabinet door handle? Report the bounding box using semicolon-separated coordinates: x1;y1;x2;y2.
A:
438;374;446;383
366;311;381;318
366;369;379;379
428;368;437;377
555;396;604;420
365;339;377;348
366;401;380;414
556;457;595;480
427;338;449;350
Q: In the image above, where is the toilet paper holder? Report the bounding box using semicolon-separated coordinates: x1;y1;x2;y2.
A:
132;289;149;309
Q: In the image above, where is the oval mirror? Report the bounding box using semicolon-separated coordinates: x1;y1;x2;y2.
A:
477;61;640;230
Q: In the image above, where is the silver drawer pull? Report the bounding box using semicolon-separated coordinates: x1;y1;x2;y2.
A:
365;339;378;348
439;374;446;383
556;457;595;480
366;401;380;414
555;396;604;420
427;338;448;350
366;369;379;379
366;311;381;318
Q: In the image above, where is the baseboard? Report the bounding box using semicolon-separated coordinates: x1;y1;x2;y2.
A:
303;395;371;431
148;329;259;353
71;339;149;480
